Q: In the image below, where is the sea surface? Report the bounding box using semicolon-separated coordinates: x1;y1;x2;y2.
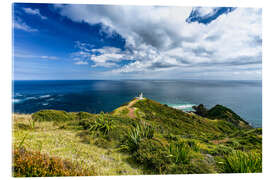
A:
13;80;262;128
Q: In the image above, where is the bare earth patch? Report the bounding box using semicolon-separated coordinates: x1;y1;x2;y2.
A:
127;99;139;118
211;138;230;145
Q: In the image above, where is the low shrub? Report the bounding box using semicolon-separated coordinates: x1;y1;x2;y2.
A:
133;139;171;174
192;104;208;117
78;118;95;130
120;125;141;153
32;110;72;122
223;150;262;173
165;133;179;141
225;140;241;149
210;145;233;156
76;112;94;120
13;147;93;177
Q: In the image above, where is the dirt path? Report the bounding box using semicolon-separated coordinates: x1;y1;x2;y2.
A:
128;108;135;118
127;99;138;118
211;137;229;145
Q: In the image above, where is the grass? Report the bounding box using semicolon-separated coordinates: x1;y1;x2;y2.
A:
12;114;143;176
168;142;191;164
13;146;93;177
132;99;238;140
223;150;262;173
12;98;262;176
32;110;74;122
194;104;251;129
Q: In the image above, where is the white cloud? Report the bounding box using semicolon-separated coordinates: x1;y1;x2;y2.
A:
74;61;88;65
196;7;216;17
14;53;58;60
23;8;47;19
56;5;262;79
13;17;38;32
72;42;134;68
40;56;58;60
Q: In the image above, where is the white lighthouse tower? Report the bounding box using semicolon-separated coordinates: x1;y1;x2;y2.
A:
137;92;144;100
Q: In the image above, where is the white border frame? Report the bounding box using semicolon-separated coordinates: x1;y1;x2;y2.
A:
1;0;269;180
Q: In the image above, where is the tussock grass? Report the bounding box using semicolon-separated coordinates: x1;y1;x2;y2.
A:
12;114;143;176
120;121;154;153
89;112;114;135
223;150;262;173
169;143;191;164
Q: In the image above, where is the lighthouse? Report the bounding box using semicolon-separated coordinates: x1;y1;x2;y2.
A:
138;92;144;100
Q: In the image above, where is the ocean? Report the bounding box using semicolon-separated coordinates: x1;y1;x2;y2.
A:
12;80;262;128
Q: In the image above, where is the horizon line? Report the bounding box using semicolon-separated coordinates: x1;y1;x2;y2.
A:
12;79;262;81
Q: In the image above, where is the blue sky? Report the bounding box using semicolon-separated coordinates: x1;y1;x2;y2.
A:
13;3;262;80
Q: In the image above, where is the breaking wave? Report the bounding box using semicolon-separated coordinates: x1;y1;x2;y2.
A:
168;103;196;111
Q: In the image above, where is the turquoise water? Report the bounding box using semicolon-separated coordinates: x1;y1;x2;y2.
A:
13;80;262;127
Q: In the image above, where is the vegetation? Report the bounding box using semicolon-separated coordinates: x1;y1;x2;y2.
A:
168;142;191;164
12;98;262;176
192;104;208;117
13;146;93;177
12;114;143;177
89;112;114;135
120;122;155;153
222;150;262;173
32;110;74;122
192;104;251;128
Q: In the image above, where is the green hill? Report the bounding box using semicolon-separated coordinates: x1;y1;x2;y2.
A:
12;98;262;176
207;105;251;127
192;104;251;128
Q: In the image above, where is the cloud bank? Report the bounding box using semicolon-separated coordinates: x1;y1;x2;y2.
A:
55;5;262;79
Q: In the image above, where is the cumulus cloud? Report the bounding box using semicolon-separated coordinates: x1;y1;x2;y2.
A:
72;41;134;68
196;7;217;17
55;5;262;79
23;8;47;19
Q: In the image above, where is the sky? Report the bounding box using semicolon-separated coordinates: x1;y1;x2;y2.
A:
13;3;262;80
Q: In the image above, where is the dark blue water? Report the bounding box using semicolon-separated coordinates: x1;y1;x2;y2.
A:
12;80;262;128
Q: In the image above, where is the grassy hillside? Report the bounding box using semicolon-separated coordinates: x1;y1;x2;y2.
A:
192;104;251;128
12;98;262;176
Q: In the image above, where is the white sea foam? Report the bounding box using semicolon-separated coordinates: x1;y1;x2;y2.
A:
13;96;38;103
15;93;23;97
25;97;37;100
170;104;196;111
39;95;51;98
13;99;22;103
173;104;194;109
13;94;53;104
42;103;49;106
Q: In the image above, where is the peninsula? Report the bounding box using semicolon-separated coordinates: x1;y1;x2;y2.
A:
12;98;262;176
